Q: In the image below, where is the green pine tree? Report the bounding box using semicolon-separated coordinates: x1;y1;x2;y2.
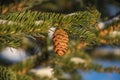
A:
0;0;120;80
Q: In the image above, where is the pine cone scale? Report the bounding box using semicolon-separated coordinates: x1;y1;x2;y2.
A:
53;35;68;41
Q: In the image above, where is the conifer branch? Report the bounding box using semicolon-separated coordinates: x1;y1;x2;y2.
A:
10;53;42;73
0;10;100;48
98;14;120;30
98;16;120;45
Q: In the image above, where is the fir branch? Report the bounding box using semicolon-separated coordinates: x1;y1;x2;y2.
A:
0;19;17;24
10;54;40;73
0;9;99;47
0;33;22;48
98;18;120;45
50;51;120;74
98;14;120;30
17;74;33;80
0;66;17;80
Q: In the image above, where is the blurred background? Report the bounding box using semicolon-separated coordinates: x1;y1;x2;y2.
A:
0;0;120;80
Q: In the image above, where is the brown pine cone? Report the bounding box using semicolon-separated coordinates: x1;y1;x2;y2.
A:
53;28;69;56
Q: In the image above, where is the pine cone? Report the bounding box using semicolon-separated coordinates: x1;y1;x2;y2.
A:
53;28;69;56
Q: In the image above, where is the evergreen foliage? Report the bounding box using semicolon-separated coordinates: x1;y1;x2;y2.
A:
17;74;33;80
0;9;100;48
98;17;120;45
0;0;120;80
0;66;16;80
